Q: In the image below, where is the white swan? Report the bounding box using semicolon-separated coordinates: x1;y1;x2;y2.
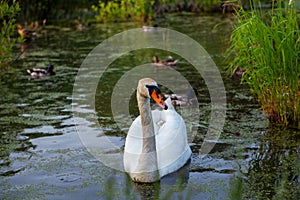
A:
124;78;192;182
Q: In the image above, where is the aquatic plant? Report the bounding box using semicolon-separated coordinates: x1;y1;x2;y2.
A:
226;0;299;127
0;0;21;72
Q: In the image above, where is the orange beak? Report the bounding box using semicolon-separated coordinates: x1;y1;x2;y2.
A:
150;90;168;110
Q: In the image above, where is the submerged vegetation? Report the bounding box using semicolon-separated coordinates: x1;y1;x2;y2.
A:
226;0;300;127
244;129;299;199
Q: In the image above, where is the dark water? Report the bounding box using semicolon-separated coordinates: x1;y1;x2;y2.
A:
0;14;299;199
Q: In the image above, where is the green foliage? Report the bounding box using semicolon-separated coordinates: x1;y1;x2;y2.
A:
0;0;21;71
226;0;300;127
92;0;155;22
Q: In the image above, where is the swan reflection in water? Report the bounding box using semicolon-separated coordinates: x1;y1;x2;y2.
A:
133;160;191;200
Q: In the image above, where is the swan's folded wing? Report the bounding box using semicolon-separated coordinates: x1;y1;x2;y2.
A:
156;110;190;172
124;116;143;173
125;116;143;154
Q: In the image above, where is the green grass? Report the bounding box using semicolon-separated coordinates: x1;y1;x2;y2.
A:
226;0;299;128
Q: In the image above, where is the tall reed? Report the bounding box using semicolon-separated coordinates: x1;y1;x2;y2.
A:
226;0;299;127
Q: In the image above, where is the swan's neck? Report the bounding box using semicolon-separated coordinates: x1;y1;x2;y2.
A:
137;93;156;153
134;91;159;182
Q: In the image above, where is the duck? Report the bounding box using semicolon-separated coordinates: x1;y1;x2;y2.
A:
231;67;246;80
164;88;199;108
152;55;179;67
221;1;241;14
164;94;188;107
17;24;37;40
74;19;90;31
27;64;55;78
124;78;192;182
17;20;47;40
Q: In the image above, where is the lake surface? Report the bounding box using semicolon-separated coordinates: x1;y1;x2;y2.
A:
0;14;299;199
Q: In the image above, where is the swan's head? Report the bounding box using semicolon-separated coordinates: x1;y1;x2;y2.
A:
138;78;168;110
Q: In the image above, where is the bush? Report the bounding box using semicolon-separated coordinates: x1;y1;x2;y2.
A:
92;0;155;22
226;0;299;127
0;0;21;72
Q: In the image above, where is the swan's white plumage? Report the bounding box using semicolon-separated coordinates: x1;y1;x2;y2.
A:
124;97;192;182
